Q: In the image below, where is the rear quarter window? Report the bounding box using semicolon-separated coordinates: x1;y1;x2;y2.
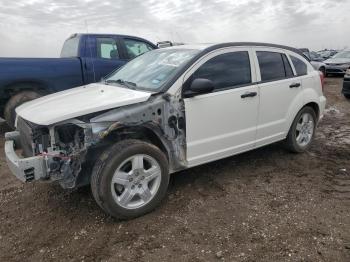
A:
290;56;308;76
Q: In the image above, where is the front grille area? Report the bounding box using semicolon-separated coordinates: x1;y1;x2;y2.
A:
17;117;50;157
327;68;345;73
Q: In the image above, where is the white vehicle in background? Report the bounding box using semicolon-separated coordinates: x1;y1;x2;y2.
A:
5;42;326;219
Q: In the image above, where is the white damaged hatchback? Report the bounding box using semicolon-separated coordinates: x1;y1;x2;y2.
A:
5;43;326;219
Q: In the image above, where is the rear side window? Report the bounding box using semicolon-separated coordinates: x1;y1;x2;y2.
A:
96;38;119;59
290;56;308;76
192;51;251;90
257;51;288;81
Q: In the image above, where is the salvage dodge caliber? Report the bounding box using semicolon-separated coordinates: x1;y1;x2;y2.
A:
5;43;326;219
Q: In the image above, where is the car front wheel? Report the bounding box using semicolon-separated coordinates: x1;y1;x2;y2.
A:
91;139;169;219
285;106;317;153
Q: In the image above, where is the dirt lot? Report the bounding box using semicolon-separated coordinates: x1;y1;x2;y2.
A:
0;77;349;262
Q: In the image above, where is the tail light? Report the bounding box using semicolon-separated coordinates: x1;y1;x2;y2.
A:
319;71;325;93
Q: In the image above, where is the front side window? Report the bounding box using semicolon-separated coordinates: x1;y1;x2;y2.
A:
124;39;154;59
290;56;307;76
257;51;287;81
96;38;119;59
191;51;251;90
106;48;199;91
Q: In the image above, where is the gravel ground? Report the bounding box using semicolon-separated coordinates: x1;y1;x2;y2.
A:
0;77;349;262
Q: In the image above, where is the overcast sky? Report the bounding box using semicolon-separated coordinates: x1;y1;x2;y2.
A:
0;0;348;57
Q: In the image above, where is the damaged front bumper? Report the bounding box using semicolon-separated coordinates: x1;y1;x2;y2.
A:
5;131;47;182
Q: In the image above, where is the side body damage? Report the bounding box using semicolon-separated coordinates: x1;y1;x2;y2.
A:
14;93;187;189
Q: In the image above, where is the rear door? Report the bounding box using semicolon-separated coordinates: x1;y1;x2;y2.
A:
253;48;303;146
183;48;259;167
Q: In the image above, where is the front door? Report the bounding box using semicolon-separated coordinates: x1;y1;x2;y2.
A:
183;49;259;167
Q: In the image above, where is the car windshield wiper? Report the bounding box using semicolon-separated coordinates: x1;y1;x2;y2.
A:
105;79;137;89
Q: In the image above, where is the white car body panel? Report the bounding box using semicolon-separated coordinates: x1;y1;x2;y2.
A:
182;47;259;167
15;83;151;126
184;84;259;167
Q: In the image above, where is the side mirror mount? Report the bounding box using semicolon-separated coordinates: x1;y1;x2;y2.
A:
184;78;215;98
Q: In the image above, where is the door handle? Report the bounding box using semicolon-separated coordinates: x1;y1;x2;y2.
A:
241;91;257;99
289;83;301;88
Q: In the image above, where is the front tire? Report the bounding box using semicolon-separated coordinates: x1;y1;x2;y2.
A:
344;94;350;99
285;106;317;153
91;139;169;219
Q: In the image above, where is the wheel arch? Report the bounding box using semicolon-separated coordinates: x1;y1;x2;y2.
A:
104;125;170;160
1;80;51;116
3;80;50;95
285;100;320;137
75;124;172;188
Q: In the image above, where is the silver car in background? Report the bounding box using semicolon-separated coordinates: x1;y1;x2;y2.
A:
300;48;326;76
324;50;350;76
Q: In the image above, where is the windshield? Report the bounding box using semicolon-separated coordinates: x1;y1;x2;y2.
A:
332;51;350;59
106;48;200;92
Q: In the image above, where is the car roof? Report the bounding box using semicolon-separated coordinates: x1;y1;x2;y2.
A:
171;42;307;58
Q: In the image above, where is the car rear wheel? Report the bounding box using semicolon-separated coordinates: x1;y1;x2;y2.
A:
4;90;43;129
91;139;169;219
344;94;350;99
285;106;317;153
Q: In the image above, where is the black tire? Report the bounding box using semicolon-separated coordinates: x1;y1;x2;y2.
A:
344;94;350;99
4;90;43;128
91;139;169;219
285;106;317;153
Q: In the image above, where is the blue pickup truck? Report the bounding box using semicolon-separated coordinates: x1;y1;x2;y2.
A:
0;33;157;127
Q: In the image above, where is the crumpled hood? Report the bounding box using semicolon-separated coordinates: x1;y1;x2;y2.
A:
324;58;350;64
16;83;152;126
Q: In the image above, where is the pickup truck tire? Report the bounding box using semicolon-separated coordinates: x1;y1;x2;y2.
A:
4;90;42;128
91;139;169;219
285;106;317;153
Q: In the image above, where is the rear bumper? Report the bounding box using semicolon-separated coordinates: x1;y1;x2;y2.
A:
342;77;350;95
5;131;47;182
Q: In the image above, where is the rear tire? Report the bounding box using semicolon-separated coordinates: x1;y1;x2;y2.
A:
91;139;169;219
344;94;350;99
4;90;43;128
285;106;317;153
